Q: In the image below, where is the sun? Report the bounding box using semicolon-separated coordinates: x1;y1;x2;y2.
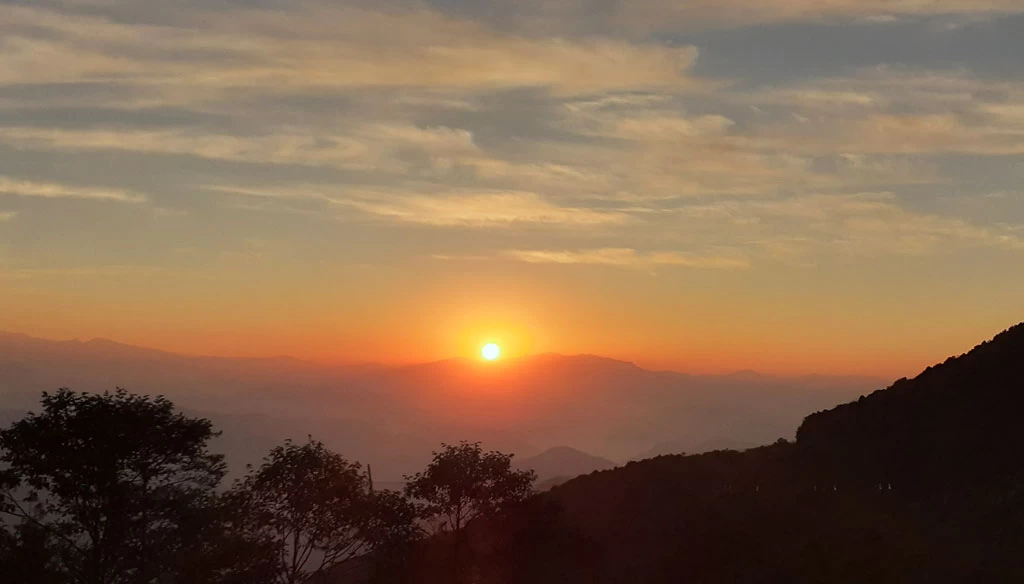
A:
481;343;501;361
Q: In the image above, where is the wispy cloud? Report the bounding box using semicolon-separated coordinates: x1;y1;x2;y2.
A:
676;192;1024;258
0;127;373;170
0;1;1021;285
502;248;750;269
565;0;1024;31
0;176;147;203
332;191;631;227
0;265;168;281
206;184;634;227
738;69;1024;156
0;5;702;99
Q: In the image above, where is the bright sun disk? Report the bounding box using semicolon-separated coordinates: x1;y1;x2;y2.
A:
482;343;500;360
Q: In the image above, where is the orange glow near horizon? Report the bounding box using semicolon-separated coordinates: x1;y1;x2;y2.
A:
0;314;999;381
0;264;1018;380
2;1;1024;391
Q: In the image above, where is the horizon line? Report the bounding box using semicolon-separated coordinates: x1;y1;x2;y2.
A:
0;329;892;381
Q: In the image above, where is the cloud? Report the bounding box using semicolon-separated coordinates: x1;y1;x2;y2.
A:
0;265;168;281
207;182;642;229
570;0;1024;31
747;114;1024;156
734;69;1024;157
0;5;702;100
1;4;1021;277
331;190;630;227
153;207;189;217
744;89;882;110
0;176;147;203
562;95;734;140
0;123;483;172
981;103;1024;124
348;0;1024;34
0;127;372;169
675;192;1024;258
502;248;750;269
429;253;492;262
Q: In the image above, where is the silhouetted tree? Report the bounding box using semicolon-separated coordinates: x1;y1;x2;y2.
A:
0;519;65;584
359;489;423;583
360;488;422;550
404;441;534;583
166;496;279;584
404;441;535;534
228;439;375;584
0;389;227;584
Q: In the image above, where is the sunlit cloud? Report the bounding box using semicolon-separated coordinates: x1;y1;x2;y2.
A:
502;248;750;269
0;176;147;203
0;5;702;99
332;191;631;227
205;184;637;228
0;124;483;172
738;69;1024;156
745;114;1024;156
676;192;1024;259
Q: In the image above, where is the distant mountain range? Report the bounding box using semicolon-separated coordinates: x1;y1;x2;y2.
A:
399;322;1024;583
0;331;884;481
514;446;618;487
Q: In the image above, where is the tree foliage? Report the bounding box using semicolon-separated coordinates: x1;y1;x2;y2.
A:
360;488;422;551
403;441;535;533
0;388;227;584
229;438;379;584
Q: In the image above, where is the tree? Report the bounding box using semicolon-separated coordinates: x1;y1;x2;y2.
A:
0;388;227;584
228;439;375;584
360;488;422;551
0;519;66;584
160;495;280;584
358;488;423;584
403;441;535;535
403;442;535;583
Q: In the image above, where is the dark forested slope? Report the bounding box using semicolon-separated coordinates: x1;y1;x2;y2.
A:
389;324;1024;584
797;322;1024;486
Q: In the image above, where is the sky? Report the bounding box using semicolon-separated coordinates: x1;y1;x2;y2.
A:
1;0;1023;376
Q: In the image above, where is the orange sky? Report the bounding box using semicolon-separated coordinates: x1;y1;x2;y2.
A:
2;253;1018;378
1;1;1023;379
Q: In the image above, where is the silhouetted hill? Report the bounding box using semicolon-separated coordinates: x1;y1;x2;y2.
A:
383;323;1024;584
514;446;617;483
796;322;1024;487
632;436;756;460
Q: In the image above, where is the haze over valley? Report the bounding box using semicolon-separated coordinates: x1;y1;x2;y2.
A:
0;330;881;481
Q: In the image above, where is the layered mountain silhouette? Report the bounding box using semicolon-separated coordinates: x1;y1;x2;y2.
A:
0;331;880;481
514;446;617;487
383;323;1024;584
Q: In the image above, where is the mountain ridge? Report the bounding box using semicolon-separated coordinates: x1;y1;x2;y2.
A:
438;321;1024;583
514;446;617;483
0;330;888;381
0;329;885;480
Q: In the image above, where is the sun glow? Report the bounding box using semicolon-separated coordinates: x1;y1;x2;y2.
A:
481;343;501;360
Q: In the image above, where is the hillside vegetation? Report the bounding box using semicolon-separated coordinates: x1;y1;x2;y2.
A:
384;324;1024;583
